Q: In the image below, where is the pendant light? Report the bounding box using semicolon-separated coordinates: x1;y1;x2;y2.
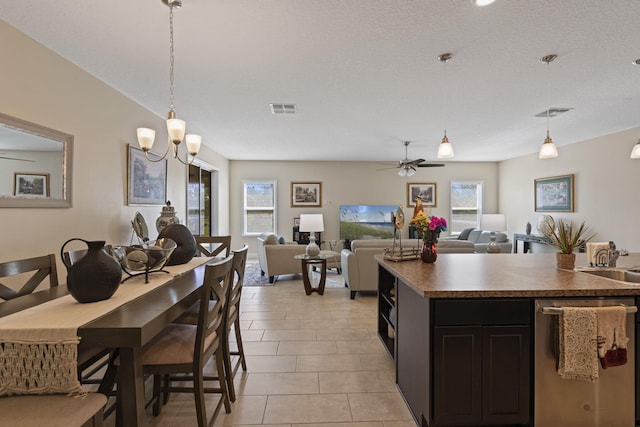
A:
437;53;455;159
539;54;559;159
136;0;201;165
631;138;640;158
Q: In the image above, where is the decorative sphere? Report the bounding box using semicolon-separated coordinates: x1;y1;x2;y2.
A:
126;250;148;270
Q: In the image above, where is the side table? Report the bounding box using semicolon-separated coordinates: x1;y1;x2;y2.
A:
294;254;332;295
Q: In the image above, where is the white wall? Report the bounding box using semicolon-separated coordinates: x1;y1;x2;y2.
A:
499;127;640;252
0;21;230;277
229;160;499;257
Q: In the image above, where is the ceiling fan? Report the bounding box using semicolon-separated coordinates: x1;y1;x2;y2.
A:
0;153;34;162
377;141;444;176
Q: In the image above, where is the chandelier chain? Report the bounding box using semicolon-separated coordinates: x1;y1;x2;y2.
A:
168;5;176;113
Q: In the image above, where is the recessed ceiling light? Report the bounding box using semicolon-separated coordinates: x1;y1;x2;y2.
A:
473;0;496;6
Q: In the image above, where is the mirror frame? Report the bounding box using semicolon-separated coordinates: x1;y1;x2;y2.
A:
0;112;73;208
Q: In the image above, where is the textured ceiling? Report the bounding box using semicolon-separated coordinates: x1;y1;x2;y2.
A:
1;0;639;163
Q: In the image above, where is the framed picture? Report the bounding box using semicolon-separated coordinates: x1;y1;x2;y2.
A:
14;172;50;197
127;144;167;206
293;217;300;227
535;174;574;212
291;181;322;207
407;182;436;207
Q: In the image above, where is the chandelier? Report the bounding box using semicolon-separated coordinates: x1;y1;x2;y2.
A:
136;0;201;165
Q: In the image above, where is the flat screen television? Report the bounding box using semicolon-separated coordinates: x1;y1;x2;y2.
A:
339;205;397;240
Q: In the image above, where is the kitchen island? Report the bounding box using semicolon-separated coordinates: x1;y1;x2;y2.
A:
377;253;640;427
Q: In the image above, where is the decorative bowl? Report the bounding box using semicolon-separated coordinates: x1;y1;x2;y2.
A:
111;238;177;272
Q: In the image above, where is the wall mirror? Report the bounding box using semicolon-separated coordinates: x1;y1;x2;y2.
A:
0;112;73;208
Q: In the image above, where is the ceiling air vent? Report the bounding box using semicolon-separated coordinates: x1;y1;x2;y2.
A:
269;103;296;114
535;108;573;118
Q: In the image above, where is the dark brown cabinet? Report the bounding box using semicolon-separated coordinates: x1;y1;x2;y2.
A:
377;265;396;358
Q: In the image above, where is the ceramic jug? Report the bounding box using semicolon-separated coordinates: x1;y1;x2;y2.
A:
60;238;122;303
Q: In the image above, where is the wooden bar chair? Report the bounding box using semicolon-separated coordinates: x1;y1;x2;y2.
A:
0;392;107;427
140;255;234;426
221;245;248;402
0;254;58;301
195;235;231;258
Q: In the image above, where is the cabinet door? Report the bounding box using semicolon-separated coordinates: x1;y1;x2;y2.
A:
433;326;482;425
482;325;531;425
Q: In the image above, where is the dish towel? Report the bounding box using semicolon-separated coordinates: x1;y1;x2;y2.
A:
596;306;628;369
558;307;599;381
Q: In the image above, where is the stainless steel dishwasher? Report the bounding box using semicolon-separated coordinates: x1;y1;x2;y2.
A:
535;298;636;427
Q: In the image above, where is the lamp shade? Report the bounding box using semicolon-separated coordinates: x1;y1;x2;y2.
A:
437;136;455;159
631;139;640;159
299;214;324;232
480;214;506;232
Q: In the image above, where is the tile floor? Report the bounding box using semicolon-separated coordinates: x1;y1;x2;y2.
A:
104;267;416;427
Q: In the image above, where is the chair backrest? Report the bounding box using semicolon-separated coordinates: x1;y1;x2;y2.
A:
195;235;232;258
226;245;248;325
195;254;234;367
62;249;88;266
0;254;58;301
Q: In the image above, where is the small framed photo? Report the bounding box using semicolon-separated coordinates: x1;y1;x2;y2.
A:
535;174;574;212
407;182;436;207
127;144;167;206
14;172;50;197
293;217;300;227
291;181;322;207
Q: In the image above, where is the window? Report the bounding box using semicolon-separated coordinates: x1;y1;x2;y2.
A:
450;181;483;234
187;163;217;236
243;181;276;235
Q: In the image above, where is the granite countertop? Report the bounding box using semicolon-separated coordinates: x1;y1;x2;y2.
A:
377;253;640;298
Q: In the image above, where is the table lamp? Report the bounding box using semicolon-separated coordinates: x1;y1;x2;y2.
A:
480;214;507;254
299;213;324;256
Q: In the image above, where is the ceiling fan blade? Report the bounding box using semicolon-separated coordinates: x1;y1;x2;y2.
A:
417;163;445;167
376;166;400;171
406;158;426;166
0;156;34;162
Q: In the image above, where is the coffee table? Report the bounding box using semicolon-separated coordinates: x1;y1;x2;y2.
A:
294;252;338;295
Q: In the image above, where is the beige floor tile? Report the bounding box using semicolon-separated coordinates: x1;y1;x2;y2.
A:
250;319;302;330
296;354;363;372
348;317;378;329
348;393;414;422
214;395;268;426
244;355;297;373
241;311;287;320
360;353;395;372
316;328;372;341
383;421;419;427
240;320;253;329
243;341;279;356
319;371;396;393
285;310;333;320
231;329;264;342
336;339;387;355
239;372;319;395
298;318;351;329
263;394;352;424
292;423;383;427
262;329;317;341
277;340;338;355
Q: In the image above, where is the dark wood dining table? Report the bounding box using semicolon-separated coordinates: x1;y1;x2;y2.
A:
0;261;208;427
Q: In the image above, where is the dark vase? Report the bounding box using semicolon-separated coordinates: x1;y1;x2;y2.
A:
421;240;438;263
158;224;197;265
61;238;122;303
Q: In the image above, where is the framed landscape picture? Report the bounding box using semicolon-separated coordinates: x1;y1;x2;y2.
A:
291;181;322;207
14;172;50;197
127;144;167;206
407;182;436;207
535;174;574;212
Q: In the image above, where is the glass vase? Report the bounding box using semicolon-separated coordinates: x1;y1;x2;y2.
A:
421;240;437;263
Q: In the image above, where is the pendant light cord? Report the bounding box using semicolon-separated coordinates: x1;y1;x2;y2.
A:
546;59;550;138
168;5;176;113
443;57;448;137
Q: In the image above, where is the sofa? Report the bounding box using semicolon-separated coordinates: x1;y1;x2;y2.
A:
256;232;341;283
441;228;512;253
341;238;475;299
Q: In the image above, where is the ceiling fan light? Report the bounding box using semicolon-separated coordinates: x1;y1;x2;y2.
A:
437;135;454;159
539;135;558;159
473;0;496;5
398;168;407;177
407;167;416;177
631;138;640;159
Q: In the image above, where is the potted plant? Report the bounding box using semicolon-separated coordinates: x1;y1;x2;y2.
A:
542;218;595;269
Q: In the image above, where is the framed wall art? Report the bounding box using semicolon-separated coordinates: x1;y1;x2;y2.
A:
14;172;50;197
127;144;167;206
534;174;574;212
407;182;436;207
291;181;322;207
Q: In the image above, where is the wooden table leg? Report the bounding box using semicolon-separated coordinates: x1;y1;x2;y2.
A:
317;259;327;295
300;259;313;295
117;347;147;427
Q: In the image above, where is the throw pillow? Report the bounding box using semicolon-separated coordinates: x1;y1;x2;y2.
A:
278;236;286;244
458;227;475;240
264;233;279;245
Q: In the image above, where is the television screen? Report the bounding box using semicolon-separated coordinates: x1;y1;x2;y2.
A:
339;205;397;240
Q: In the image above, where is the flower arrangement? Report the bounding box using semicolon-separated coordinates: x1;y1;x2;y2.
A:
409;212;448;243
